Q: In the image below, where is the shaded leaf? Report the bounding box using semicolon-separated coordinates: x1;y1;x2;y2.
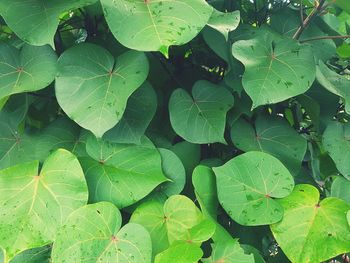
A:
169;80;234;144
207;9;240;41
331;176;350;204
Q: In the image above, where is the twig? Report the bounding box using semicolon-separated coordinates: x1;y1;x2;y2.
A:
293;0;326;40
300;35;350;43
299;0;304;27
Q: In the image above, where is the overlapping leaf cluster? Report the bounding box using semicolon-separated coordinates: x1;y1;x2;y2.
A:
0;0;350;262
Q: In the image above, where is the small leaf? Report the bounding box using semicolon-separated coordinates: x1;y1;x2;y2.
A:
103;81;157;144
100;0;213;55
82;135;167;208
154;241;203;263
55;43;149;138
231;115;307;173
0;0;97;45
0;149;88;260
271;184;350;263
52;202;152;263
11;245;51;263
158;148;186;197
323;121;350;179
202;240;254;263
232;33;315;108
0;43;57;101
130;195;203;256
331;177;350;204
207;9;240;41
169;80;234;144
213;151;294;226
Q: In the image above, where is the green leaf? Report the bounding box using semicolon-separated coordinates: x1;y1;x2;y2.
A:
323;121;350;179
271;184;350;263
154;241;203;263
0;118;80;169
0;43;57;101
207;10;240;41
231;115;307;173
331;177;350;204
0;149;88;261
213;151;294;226
334;0;350;14
0;0;97;46
202;240;254;263
232;34;315;108
11;245;51;263
55;43;149;138
103;81;157;144
169;80;234;144
130;195;203;255
52;202;152;263
82;135;167;208
317;60;350;114
100;0;213;56
158;148;186;197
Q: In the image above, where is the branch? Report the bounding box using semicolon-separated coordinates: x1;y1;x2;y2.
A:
293;0;326;40
300;35;350;43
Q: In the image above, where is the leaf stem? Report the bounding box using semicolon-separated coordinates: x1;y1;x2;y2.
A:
300;35;350;43
293;0;326;40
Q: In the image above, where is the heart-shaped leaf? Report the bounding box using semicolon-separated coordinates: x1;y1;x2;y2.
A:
317;61;350;114
207;10;240;41
0;0;97;46
154;241;203;263
0;43;57;101
130;195;203;255
232;33;315;108
213;151;294;226
103;81;157;144
323;121;350;179
100;0;213;56
231;115;307;173
202;240;254;263
81;135;167;208
169;80;234;144
52;202;152;263
271;184;350;263
0;149;88;261
55;43;149;138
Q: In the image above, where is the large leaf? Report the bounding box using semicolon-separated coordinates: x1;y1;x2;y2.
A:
169;80;234;144
103;81;157;144
0;149;88;261
213;151;294;226
55;43;149;138
331;177;350;204
232;33;315;108
323;122;350;179
0;43;57;102
100;0;213;56
271;184;350;263
202;241;254;263
130;195;203;255
52;202;152;263
0;118;80;169
82;135;167;208
0;0;97;46
317;61;350;114
231;115;307;173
